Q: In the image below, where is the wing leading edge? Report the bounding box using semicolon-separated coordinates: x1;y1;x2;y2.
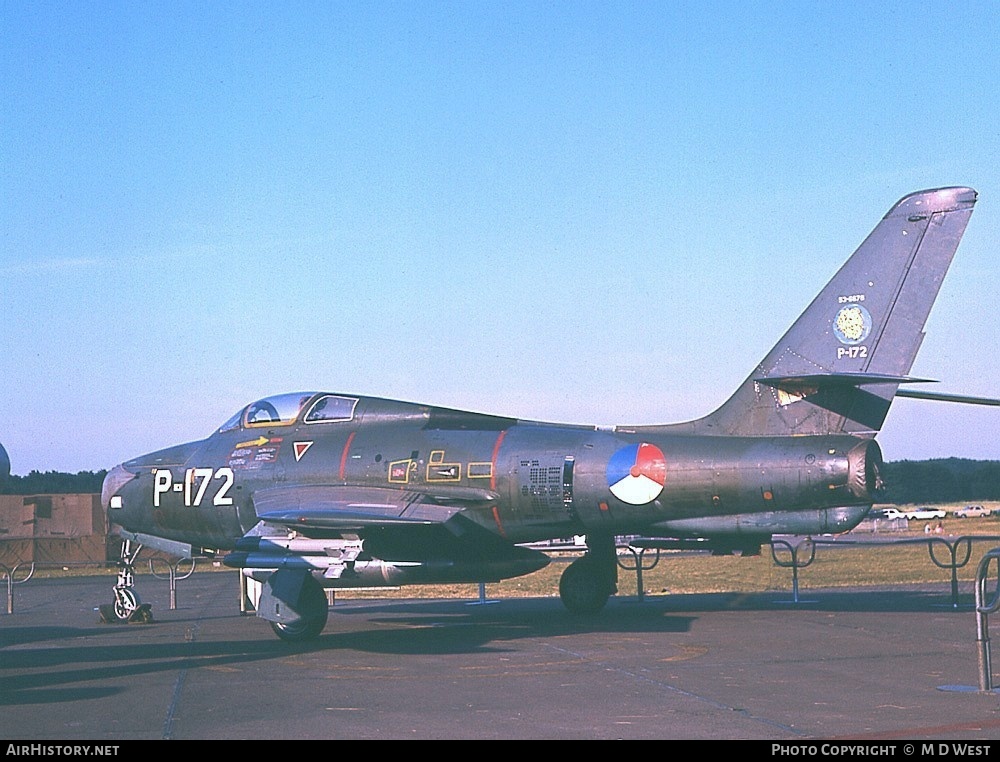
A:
240;484;538;565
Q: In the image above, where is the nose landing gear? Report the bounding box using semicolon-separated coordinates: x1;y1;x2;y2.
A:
99;538;153;624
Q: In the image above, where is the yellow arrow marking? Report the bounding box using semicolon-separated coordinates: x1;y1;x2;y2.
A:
237;436;270;448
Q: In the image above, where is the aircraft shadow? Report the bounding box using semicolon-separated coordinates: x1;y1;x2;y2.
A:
333;586;974;619
0;587;974;707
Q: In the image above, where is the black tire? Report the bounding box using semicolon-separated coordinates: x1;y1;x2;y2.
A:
559;558;611;615
269;578;329;642
112;588;140;622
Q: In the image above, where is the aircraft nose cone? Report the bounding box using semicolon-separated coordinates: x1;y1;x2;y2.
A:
102;463;137;510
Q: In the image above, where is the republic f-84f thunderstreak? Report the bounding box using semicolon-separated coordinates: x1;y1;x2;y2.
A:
103;187;990;641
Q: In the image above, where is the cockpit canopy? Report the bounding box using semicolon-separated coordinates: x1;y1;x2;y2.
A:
218;392;359;433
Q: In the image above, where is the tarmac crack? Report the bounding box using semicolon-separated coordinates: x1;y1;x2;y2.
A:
161;623;199;739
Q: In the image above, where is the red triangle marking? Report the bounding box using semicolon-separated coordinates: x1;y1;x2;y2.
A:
294;441;313;462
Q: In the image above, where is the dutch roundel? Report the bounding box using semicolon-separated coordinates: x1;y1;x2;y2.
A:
606;442;667;505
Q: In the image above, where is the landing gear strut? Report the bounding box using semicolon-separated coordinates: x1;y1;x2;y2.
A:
559;534;618;615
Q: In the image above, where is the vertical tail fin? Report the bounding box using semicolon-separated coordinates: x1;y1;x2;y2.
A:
676;187;977;437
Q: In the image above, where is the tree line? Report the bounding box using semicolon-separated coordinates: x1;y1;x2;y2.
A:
1;469;108;495
881;459;1000;504
2;459;1000;503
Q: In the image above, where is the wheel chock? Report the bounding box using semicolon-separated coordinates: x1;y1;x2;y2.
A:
98;603;155;624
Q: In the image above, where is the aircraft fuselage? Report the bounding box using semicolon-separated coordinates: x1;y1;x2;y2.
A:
106;393;879;556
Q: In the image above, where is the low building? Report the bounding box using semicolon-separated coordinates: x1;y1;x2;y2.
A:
0;493;112;568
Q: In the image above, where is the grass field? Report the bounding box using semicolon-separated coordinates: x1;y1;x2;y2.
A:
332;506;1000;602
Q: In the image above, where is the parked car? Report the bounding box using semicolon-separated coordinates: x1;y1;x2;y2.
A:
880;508;906;520
954;505;992;519
903;506;947;520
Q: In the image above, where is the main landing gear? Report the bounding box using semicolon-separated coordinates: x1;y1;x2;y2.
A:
266;571;329;642
558;534;619;615
100;538;152;624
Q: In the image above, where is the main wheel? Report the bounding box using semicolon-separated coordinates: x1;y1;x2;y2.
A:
269;578;329;642
559;557;611;615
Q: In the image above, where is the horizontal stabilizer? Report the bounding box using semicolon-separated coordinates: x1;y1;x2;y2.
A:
755;373;937;389
895;389;1000;406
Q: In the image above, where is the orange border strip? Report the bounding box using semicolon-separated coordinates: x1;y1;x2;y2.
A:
489;430;507;492
491;505;506;537
338;431;357;480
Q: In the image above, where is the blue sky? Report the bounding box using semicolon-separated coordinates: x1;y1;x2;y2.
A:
2;1;999;474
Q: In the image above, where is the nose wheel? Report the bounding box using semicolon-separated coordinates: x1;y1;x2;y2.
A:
113;586;141;621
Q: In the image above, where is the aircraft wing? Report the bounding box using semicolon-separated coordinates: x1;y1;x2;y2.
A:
251;484;498;532
246;483;524;562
